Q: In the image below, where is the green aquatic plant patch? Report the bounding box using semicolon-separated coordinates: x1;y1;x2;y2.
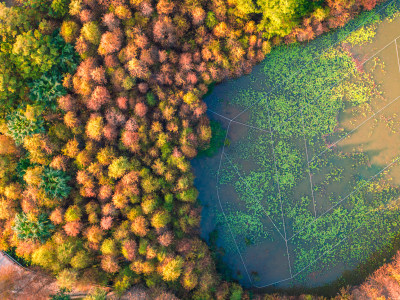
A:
205;2;400;287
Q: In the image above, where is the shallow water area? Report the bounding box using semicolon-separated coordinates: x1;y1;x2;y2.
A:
193;1;400;289
337;15;400;182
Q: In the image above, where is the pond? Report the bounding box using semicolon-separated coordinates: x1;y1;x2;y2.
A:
192;0;400;289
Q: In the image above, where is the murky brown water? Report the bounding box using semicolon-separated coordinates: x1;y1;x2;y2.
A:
337;16;400;182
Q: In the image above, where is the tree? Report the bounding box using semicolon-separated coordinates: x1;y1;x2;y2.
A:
131;216;149;237
157;256;184;282
112;193;128;209
360;0;377;11
40;167;71;200
50;208;64;224
64;221;82;237
231;0;257;15
182;270;198;291
127;59;150;80
102;13;120;30
97;147;116;165
7;105;45;145
49;0;70;18
135;102;148;117
151;210;171;229
57;269;78;290
0;135;18;155
86;114;104;141
231;0;310;38
101;238;118;256
158;231;173;247
114;5;132;19
108;157;130;179
86;225;104;244
121;239;137;261
178;188;198;203
141;196;158;214
98;30;123;55
87;86;111;111
101;255;120;273
153;16;177;47
0;4;39;113
60;20;80;43
13;213;54;242
100;216;113;230
81;22;101;45
29;71;67;111
11;30;58;79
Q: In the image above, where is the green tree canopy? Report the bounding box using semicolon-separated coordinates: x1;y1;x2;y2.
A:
13;213;55;242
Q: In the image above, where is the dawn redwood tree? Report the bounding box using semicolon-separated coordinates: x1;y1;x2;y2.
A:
0;0;384;298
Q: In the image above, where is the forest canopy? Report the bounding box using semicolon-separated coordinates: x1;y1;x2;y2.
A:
232;0;323;37
0;0;388;298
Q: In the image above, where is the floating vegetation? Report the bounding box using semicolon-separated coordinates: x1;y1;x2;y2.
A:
202;2;400;287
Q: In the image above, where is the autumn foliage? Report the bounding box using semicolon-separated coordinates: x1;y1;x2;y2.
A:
0;0;384;298
352;251;400;299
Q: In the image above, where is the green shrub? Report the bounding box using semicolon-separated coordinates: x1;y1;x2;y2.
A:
50;288;71;300
13;213;54;242
15;157;32;183
38;19;57;35
0;53;26;115
346;23;379;46
138;238;148;256
48;122;73;143
40;167;71;200
229;283;243;300
31;243;56;269
83;288;107;300
164;194;174;212
22;0;69;18
146;92;157;106
0;5;42;114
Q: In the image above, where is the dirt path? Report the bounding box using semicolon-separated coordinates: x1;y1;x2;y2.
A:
0;252;18;269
